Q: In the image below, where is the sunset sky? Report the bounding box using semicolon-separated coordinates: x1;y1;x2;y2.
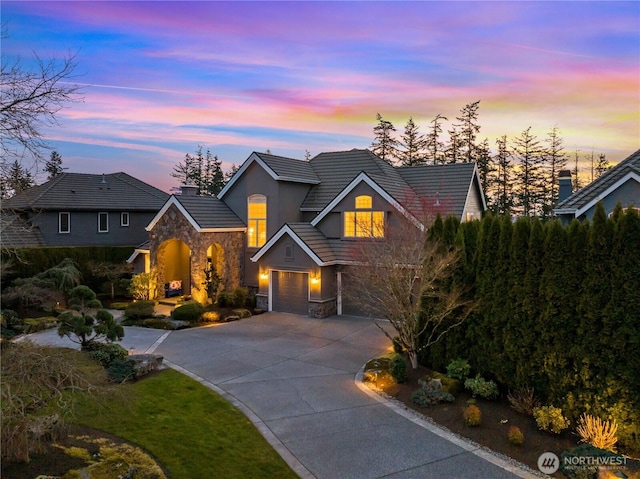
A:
3;1;639;192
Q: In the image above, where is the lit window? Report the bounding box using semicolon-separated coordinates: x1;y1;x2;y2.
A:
344;195;384;238
121;212;130;227
248;194;266;247
59;212;70;233
98;212;108;233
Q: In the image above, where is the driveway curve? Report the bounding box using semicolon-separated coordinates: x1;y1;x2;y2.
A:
152;313;537;479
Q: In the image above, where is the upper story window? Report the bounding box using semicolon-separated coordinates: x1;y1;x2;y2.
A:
248;194;267;247
344;195;384;238
98;212;109;233
59;212;70;234
121;212;130;227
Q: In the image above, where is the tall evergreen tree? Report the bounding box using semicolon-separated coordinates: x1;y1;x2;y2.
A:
594;153;610;179
444;126;463;164
425;113;447;165
397;117;427;166
491;135;514;215
513;127;544;216
542;126;567;217
456;100;481;163
572;150;583;191
44;150;64;179
475;138;493;199
1;160;34;198
171;145;224;195
371;113;398;164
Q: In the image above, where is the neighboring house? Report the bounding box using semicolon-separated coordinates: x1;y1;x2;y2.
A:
1;172;169;249
143;148;486;317
554;149;640;222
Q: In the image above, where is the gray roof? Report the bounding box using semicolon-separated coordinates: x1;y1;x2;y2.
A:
254;152;320;184
397;163;479;219
174;195;245;229
302;149;407;210
2;172;169;211
0;213;46;247
555;149;640;213
285;223;337;264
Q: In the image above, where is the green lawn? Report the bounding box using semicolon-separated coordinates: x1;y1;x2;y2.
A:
73;368;298;479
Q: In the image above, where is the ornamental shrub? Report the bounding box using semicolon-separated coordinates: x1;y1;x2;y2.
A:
446;358;471;381
390;354;408;383
425;371;462;395
124;301;155;320
172;302;204;323
84;342;128;368
142;318;178;330
464;374;499;400
201;311;221;323
411;383;454;407
463;404;482;426
217;291;234;308
231;308;252;319
576;413;618;452
107;358;136;383
232;287;249;308
23;317;58;334
560;444;623;479
507;426;524;446
533;405;570;434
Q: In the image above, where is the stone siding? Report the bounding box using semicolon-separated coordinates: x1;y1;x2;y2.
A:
149;204;244;303
309;299;337;319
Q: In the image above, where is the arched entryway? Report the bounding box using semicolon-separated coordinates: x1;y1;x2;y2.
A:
157;239;191;297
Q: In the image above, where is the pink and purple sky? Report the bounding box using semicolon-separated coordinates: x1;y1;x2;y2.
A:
3;1;639;192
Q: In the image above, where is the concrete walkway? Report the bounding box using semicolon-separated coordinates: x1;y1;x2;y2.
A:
23;312;539;478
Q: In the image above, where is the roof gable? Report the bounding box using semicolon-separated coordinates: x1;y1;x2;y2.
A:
2;172;169;211
146;195;246;232
218;152;319;199
555;149;640;214
250;223;337;266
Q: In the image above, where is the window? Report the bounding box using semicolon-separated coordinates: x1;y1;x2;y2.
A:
59;212;70;233
284;242;294;261
344;195;384;238
248;194;267;247
121;212;130;227
98;212;109;233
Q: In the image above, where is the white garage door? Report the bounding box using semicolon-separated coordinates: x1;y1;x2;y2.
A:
272;271;309;315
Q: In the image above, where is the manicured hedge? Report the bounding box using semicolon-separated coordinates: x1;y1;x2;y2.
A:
422;204;640;448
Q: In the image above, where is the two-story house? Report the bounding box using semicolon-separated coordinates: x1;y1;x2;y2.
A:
142;148;486;318
1;172;169;249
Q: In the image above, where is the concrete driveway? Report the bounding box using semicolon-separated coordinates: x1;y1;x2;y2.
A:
23;312;538;478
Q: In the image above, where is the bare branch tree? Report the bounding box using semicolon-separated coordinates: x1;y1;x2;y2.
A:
343;209;473;369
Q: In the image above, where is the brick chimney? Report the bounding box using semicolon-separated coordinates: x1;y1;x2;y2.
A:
180;184;199;196
558;170;572;203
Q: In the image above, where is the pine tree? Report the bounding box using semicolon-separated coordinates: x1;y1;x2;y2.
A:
475;138;493;199
513;127;544;216
2;160;34;198
44;150;64;179
572;150;583;191
542;126;567;217
491;135;514;215
594;153;610;178
444;126;463;164
200;151;225;196
371;113;398;164
456;100;481;163
425;114;447;165
397;117;427;166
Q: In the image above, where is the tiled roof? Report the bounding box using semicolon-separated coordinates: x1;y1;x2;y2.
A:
0;213;46;247
174;195;245;229
555;149;640;213
2;172;169;211
302;149;407;210
397;163;479;219
255;152;320;184
285;223;337;264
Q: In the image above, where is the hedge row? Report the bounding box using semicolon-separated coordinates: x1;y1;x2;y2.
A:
422;204;640;449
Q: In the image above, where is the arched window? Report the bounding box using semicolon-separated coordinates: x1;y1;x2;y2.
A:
344;195;384;238
248;194;267;247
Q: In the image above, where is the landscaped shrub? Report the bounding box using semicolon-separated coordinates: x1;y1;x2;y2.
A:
201;311;221;323
390;354;408;383
124;301;155;320
231;308;252;319
232;287;249;307
463;404;482;426
560;444;623;479
507;426;524;446
507;386;540;416
85;342;128;368
107;358;137;383
411;383;454;407
108;302;130;310
23;317;58;334
217;291;234;307
142;318;178;330
172;302;204;323
533;406;570;434
423;371;462;395
446;358;471;381
464;374;499;400
576;413;618;452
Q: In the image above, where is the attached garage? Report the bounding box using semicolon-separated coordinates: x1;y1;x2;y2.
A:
271;271;309;315
338;271;378;318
